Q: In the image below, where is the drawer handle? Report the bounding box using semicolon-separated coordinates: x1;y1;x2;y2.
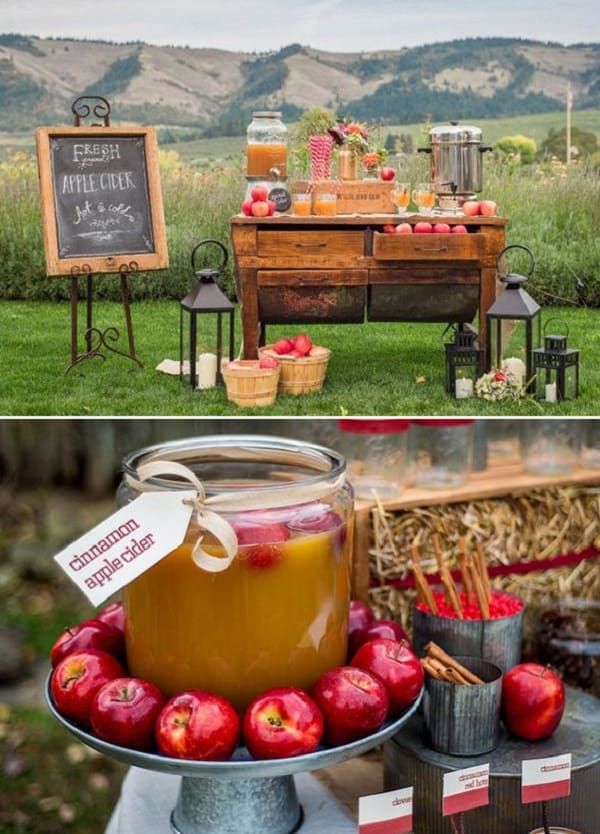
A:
414;246;449;253
295;241;327;248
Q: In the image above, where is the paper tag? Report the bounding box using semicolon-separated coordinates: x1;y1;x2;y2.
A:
442;764;490;816
54;491;196;606
522;754;572;804
358;787;413;834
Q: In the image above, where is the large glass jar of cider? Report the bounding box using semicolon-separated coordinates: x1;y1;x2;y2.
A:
117;435;352;710
246;111;288;178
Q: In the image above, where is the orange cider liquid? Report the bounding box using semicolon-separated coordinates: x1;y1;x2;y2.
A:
123;510;350;710
394;192;410;209
415;191;435;210
246;143;288;178
292;197;312;216
314;196;337;216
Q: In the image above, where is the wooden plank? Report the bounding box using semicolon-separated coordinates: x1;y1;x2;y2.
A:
230;224;257;256
352;503;373;601
238;267;259;359
231;214;509;227
257;230;364;259
373;231;483;262
369;268;479;285
258;269;368;287
236;255;370;269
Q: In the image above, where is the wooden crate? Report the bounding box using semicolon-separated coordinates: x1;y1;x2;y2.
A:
292;180;395;214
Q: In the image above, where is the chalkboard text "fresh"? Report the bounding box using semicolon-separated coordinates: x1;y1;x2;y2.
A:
72;143;121;163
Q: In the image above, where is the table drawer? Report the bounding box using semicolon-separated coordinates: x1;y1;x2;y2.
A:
372;231;483;261
257;270;366;324
257;230;364;260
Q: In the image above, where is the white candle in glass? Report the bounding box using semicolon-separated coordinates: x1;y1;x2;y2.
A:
197;352;217;388
455;378;474;399
545;382;557;403
502;356;526;385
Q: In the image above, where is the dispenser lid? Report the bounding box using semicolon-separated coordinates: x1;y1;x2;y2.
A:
430;122;483;143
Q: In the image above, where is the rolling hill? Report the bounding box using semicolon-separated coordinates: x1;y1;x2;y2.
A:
0;33;599;133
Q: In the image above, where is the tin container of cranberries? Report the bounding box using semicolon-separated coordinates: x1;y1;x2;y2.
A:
413;591;525;673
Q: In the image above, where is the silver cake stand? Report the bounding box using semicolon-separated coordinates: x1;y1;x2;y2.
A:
46;678;422;834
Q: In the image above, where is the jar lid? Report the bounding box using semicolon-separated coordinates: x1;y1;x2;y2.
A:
411;419;475;427
252;111;282;119
339;419;410;434
429;122;482;143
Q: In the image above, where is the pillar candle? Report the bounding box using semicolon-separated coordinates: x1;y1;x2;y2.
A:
455;378;474;399
545;382;557;403
197;352;217;389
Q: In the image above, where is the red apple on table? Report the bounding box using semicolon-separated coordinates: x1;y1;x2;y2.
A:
51;618;125;668
90;677;164;751
396;223;413;234
379;167;396;182
432;223;451;234
293;333;313;356
241;199;254;217
312;666;388;745
351;638;423;716
452;224;468;234
351;619;409;655
273;338;294;355
462;200;481;216
479;200;497;217
267;199;277;216
251;201;270;218
96;601;126;633
414;222;433;234
251;184;269;202
259;356;280;370
383;224;397;234
51;649;125;727
156;690;240;760
348;599;375;646
243;687;324;759
501;663;565;741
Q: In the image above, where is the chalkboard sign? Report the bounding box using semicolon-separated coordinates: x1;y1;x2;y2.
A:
36;126;168;275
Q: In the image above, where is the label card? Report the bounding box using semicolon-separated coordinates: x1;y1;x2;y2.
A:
442;764;490;816
522;754;572;804
358;787;413;834
54;491;196;606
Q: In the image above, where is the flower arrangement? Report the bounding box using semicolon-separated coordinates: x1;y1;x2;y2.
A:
475;369;524;402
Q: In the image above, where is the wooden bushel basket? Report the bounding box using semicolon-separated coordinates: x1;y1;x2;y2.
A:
222;361;280;407
259;345;331;395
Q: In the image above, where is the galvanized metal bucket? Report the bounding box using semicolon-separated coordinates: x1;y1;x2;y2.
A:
413;599;524;672
423;656;502;755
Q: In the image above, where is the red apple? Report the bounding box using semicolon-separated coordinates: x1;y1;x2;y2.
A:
51;649;125;727
250;185;269;202
452;224;468;234
156;690;240;760
241;199;254;217
501;663;565;741
288;504;341;534
96;601;126;633
462;200;480;216
233;520;290;546
379;167;396;182
273;338;294;355
293;334;313;356
351;638;423;716
348;600;375;647
479;200;497;217
288;350;302;358
90;677;164;751
383;224;397;234
414;222;433;234
243;687;324;759
432;223;451;234
313;666;388;745
351;620;409;655
259;356;280;369
267;199;277;216
51;618;125;668
396;223;413;234
251;201;270;218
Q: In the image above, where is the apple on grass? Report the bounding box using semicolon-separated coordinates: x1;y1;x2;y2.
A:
293;334;313;356
501;663;565;741
51;618;124;668
312;666;388;745
273;338;293;355
259;356;280;370
243;687;324;759
96;601;126;633
91;677;164;751
51;649;125;727
351;638;423;716
156;690;240;760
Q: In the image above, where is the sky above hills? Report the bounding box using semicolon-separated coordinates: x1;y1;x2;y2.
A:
3;0;600;52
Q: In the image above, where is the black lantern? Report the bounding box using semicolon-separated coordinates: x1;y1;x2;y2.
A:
179;239;235;390
486;244;541;392
533;319;580;402
445;323;485;398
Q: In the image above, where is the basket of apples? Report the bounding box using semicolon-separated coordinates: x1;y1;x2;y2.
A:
259;333;330;396
48;599;424;763
222;356;281;407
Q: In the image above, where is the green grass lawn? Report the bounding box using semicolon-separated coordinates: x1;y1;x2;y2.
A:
1;300;597;416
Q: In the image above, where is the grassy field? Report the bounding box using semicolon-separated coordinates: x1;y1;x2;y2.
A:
2;109;600;164
1;300;597;416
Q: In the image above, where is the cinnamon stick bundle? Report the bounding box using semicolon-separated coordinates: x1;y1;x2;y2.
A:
411;544;438;615
466;554;491;619
458;538;474;604
432;534;463;619
424;641;484;685
475;540;492;604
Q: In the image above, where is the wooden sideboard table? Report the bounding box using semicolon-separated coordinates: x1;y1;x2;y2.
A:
230;214;508;360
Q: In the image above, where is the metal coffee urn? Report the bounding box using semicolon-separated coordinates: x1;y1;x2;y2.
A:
418;121;493;202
